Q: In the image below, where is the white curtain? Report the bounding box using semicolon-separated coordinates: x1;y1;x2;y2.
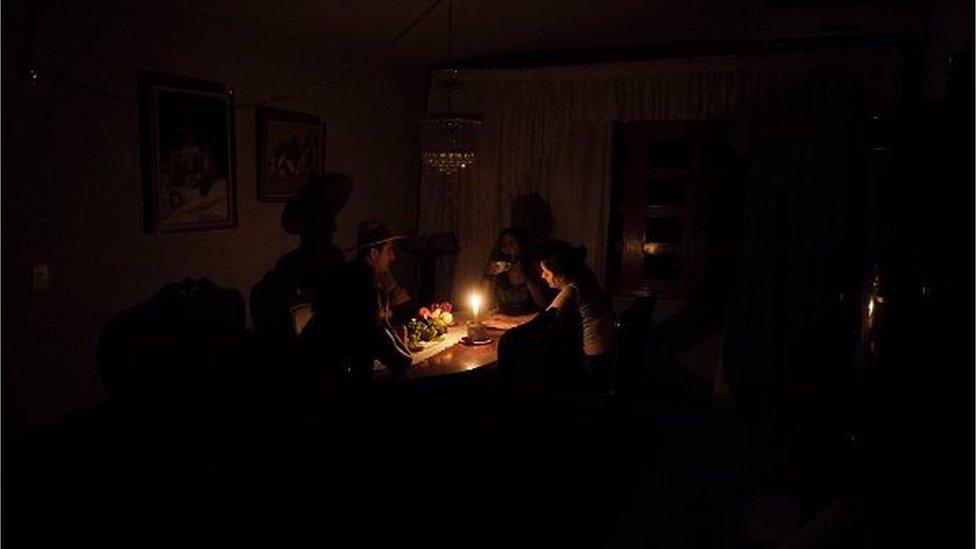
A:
419;50;903;304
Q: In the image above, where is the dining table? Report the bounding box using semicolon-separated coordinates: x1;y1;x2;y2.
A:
373;312;537;381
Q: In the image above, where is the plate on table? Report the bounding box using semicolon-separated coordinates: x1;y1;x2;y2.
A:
460;336;492;346
407;335;446;352
482;313;538;331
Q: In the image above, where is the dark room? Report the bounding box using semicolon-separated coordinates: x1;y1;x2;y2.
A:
2;0;974;547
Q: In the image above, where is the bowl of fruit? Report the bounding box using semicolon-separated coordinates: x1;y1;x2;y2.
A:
406;302;454;351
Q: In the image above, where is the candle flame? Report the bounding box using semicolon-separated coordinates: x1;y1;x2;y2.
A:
469;292;482;318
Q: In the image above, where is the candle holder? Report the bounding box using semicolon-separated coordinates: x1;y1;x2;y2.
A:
464;291;490;344
464;320;491;345
467;321;488;342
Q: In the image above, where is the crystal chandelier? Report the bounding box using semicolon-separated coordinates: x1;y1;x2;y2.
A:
421;110;482;175
421;0;481;176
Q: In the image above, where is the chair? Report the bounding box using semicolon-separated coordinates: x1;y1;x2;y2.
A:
98;278;246;435
250;269;306;347
614;294;659;397
289;302;315;336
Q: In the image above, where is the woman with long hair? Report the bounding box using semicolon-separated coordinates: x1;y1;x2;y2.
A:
483;227;549;315
539;240;616;390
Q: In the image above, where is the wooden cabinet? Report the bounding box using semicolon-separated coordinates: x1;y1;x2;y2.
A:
607;121;744;298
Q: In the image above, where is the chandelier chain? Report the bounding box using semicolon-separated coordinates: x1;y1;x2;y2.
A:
421;0;481;176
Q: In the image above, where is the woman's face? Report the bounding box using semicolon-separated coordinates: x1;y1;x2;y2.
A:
540;263;565;289
499;234;521;258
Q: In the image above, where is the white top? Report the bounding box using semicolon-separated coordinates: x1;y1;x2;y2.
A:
549;281;615;356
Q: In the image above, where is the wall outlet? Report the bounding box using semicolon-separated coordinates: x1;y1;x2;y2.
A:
32;264;50;292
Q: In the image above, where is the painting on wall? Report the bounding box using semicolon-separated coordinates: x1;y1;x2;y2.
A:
255;107;324;202
139;71;237;233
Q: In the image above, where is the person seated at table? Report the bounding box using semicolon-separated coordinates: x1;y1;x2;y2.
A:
483;227;549;316
300;220;413;383
539;240;617;391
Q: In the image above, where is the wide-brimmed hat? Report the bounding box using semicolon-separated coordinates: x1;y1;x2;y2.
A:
281;173;354;235
343;219;409;252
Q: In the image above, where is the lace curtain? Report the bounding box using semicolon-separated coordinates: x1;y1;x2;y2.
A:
419;50;903;307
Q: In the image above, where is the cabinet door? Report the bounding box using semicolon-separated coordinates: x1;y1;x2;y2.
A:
611;122;707;297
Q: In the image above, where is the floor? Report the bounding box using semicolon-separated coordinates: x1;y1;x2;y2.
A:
4;363;960;548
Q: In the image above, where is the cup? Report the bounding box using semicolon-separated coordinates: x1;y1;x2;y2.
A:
489;260;512;275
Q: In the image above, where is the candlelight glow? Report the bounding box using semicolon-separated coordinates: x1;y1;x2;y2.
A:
469;292;482;318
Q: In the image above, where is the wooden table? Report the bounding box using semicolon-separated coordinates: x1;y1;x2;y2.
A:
404;326;504;379
374;313;536;381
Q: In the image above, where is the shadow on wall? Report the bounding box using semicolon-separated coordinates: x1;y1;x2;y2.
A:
250;173;353;349
510;192;553;253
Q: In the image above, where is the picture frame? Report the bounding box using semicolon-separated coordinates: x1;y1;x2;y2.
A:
138;71;237;233
255;107;325;202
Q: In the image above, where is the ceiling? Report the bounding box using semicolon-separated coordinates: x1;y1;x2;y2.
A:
20;0;930;70
165;0;927;63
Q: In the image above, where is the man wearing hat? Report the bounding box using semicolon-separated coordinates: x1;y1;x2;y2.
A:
352;219;414;323
299;219;414;382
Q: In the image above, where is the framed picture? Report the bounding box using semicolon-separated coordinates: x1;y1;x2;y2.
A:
139;71;237;233
255;107;324;201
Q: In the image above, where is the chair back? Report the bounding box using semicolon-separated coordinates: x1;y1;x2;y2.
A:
617;294;658;335
98;278;246;430
614;294;658;393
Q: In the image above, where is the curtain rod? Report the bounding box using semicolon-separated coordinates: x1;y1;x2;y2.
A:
431;33;921;72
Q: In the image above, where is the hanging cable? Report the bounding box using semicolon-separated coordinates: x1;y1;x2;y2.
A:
352;0;446;74
28;0;447;108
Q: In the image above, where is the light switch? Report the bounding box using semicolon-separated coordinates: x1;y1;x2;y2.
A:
32;264;50;292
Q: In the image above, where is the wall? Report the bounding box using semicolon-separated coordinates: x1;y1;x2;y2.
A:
3;0;970;432
2;2;426;432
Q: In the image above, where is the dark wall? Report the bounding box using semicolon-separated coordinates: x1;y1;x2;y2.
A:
2;0;970;433
2;2;426;432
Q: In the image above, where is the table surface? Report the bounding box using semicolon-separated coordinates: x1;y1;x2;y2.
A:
374;313;536;381
403;327;504;379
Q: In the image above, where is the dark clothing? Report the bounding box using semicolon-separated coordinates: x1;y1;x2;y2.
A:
375;270;417;326
491;272;541;316
299;259;411;383
498;301;613;395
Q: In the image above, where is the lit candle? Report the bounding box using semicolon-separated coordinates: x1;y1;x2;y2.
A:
466;291;488;342
469;292;482;321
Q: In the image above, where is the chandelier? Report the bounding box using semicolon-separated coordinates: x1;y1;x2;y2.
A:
421;109;482;175
421;0;482;176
